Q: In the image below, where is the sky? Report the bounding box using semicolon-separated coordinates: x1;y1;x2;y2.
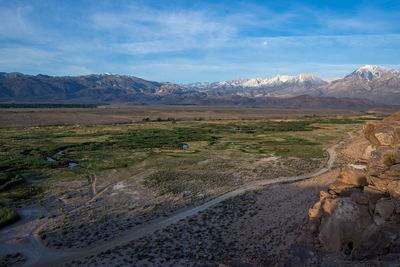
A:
0;0;400;83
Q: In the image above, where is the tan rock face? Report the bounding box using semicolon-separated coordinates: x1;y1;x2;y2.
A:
368;147;393;167
328;181;358;196
363;123;381;147
309;201;323;220
319;190;331;200
321;198;339;215
336;166;367;187
366;175;390;193
387;164;400;176
307;110;400;260
375;126;396;146
362;145;375;160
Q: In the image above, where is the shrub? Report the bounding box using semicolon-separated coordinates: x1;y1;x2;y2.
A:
0;175;24;192
383;150;400;167
0;207;19;228
39;232;46;240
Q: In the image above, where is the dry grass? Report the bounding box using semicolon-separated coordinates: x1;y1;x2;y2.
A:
0;106;368;127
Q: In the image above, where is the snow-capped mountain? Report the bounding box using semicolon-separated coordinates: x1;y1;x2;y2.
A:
182;66;400;105
183;73;329;98
184;81;211;90
199;73;327;89
318;65;400;105
348;65;400;81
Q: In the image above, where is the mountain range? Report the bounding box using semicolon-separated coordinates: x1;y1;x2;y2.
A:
0;65;399;109
185;65;400;105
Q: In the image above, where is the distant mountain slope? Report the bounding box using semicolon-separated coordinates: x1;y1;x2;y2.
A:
0;70;394;109
186;73;328;97
0;72;195;103
184;65;400;105
315;65;400;105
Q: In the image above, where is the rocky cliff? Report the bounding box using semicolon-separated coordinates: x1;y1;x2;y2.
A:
305;110;400;262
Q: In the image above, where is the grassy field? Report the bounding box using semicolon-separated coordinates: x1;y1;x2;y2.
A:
0;111;383;208
0;105;381;126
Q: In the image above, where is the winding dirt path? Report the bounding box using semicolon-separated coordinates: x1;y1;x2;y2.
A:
28;143;338;267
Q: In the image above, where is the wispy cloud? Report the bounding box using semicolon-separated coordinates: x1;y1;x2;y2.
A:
89;5;235;54
0;6;37;40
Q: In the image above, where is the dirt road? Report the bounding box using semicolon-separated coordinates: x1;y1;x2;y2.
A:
27;143;337;267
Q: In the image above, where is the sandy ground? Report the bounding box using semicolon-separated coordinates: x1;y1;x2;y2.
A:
0;205;48;266
63;169;340;266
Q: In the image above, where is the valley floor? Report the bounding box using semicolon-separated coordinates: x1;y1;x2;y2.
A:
0;108;385;266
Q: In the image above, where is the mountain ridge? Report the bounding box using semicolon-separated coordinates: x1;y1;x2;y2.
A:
183;65;400;105
0;65;398;109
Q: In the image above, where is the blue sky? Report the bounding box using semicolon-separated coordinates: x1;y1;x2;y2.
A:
1;0;400;83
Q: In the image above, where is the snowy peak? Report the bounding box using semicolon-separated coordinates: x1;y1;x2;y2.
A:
184;82;211;89
205;73;326;89
350;65;400;81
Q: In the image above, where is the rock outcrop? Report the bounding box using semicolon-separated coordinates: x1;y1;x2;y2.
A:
307;110;400;260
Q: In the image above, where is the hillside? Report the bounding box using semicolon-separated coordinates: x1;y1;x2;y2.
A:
0;72;195;103
0;72;393;110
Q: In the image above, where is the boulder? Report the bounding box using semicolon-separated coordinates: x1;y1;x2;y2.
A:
350;191;368;205
388;180;400;199
309;201;323;220
336;166;367;187
363;123;381;147
366;175;390;193
395;127;400;143
352;224;400;259
321;198;339;215
375;126;396;146
362;145;375;160
382;150;400;168
319;198;372;253
386;164;400;177
328;182;358;196
319;190;332;200
368;147;393;169
363;185;386;213
374;199;395;224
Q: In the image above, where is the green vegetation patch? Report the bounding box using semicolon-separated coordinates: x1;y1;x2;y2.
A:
0;174;24;192
113;127;212;149
0;114;371;199
0;207;19;228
